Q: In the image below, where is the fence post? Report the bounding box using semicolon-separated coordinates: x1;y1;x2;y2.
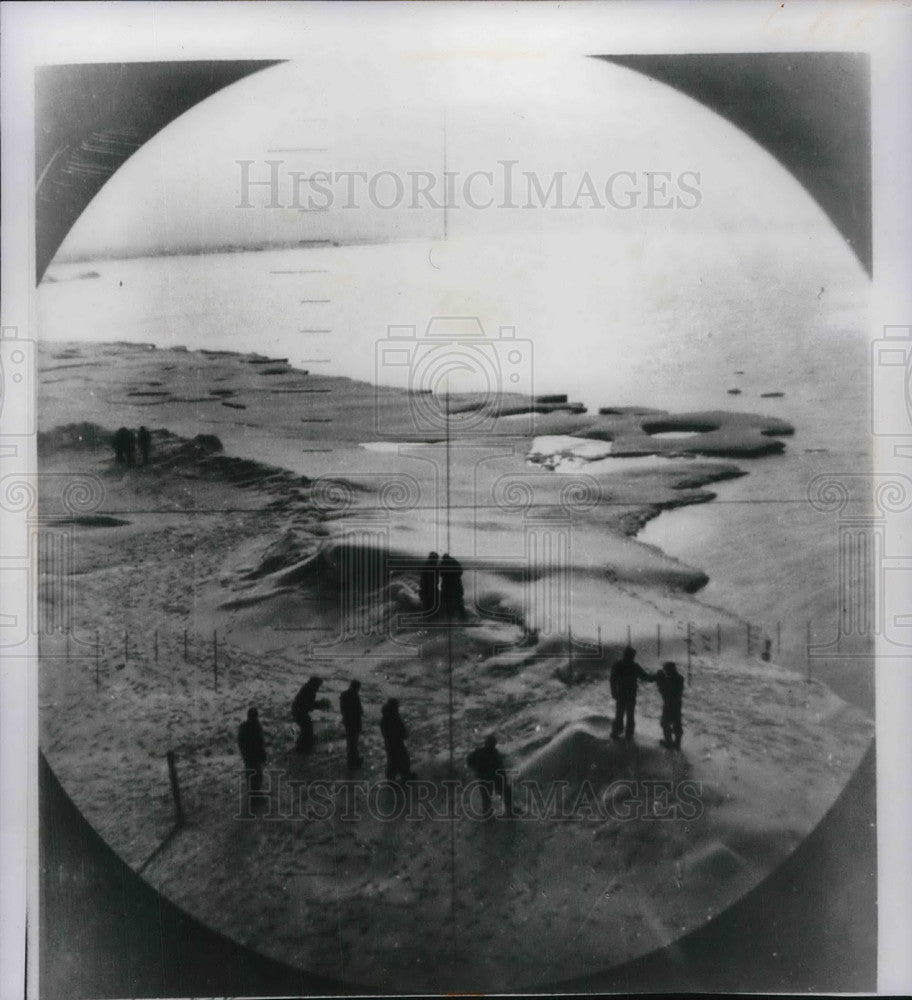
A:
626;624;631;647
166;750;185;827
213;630;219;692
806;621;812;680
686;622;692;685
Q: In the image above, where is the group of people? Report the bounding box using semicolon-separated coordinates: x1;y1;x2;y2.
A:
418;551;466;619
236;646;686;817
237;679;514;817
112;425;152;467
610;646;684;749
241;677;416;783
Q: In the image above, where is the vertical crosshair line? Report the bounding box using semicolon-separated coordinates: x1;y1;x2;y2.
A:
444;380;457;970
442;110;448;240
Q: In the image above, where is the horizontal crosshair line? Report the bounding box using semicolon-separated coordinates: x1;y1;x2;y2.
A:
300;299;331;304
266;147;329;153
299;329;332;334
80;498;842;515
270;269;330;274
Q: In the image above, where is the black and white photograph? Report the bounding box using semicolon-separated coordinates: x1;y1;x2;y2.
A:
1;2;911;996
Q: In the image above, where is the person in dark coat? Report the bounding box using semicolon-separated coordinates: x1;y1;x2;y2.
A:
380;698;412;782
112;426;132;465
439;553;465;620
137;425;152;466
339;679;364;768
654;661;684;749
467;733;514;818
237;707;268;804
610;646;653;741
292;677;322;755
418;551;440;615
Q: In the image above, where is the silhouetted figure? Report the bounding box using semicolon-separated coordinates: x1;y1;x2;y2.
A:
137;425;152;466
761;638;772;662
112;427;134;466
292;677;322;755
610;646;652;741
467;733;514;818
339;680;364;768
654;661;684;749
237;707;268;805
418;551;440;615
439;553;465;620
380;698;412;782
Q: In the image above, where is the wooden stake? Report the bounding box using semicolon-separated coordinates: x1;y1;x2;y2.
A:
166;750;185;827
687;622;692;685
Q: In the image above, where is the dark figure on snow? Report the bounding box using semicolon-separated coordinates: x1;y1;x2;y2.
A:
112;426;136;467
237;707;268;804
380;698;412;782
137;425;152;466
292;677;322;755
439;553;465;620
655;661;684;749
610;645;652;742
339;679;364;768
467;733;514;818
418;551;440;615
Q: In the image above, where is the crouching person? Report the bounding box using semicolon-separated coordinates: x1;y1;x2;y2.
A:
467;734;514;818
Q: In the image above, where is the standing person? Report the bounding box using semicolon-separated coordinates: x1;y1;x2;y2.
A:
439;553;465;620
339;679;364;768
418;551;440;615
610;646;652;742
137;425;152;466
124;428;137;468
654;661;684;750
292;677;322;755
467;733;514;818
112;427;131;465
380;698;412;782
237;707;268;806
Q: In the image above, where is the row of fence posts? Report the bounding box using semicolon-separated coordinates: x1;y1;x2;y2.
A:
79;619;814;696
86;626;222;693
